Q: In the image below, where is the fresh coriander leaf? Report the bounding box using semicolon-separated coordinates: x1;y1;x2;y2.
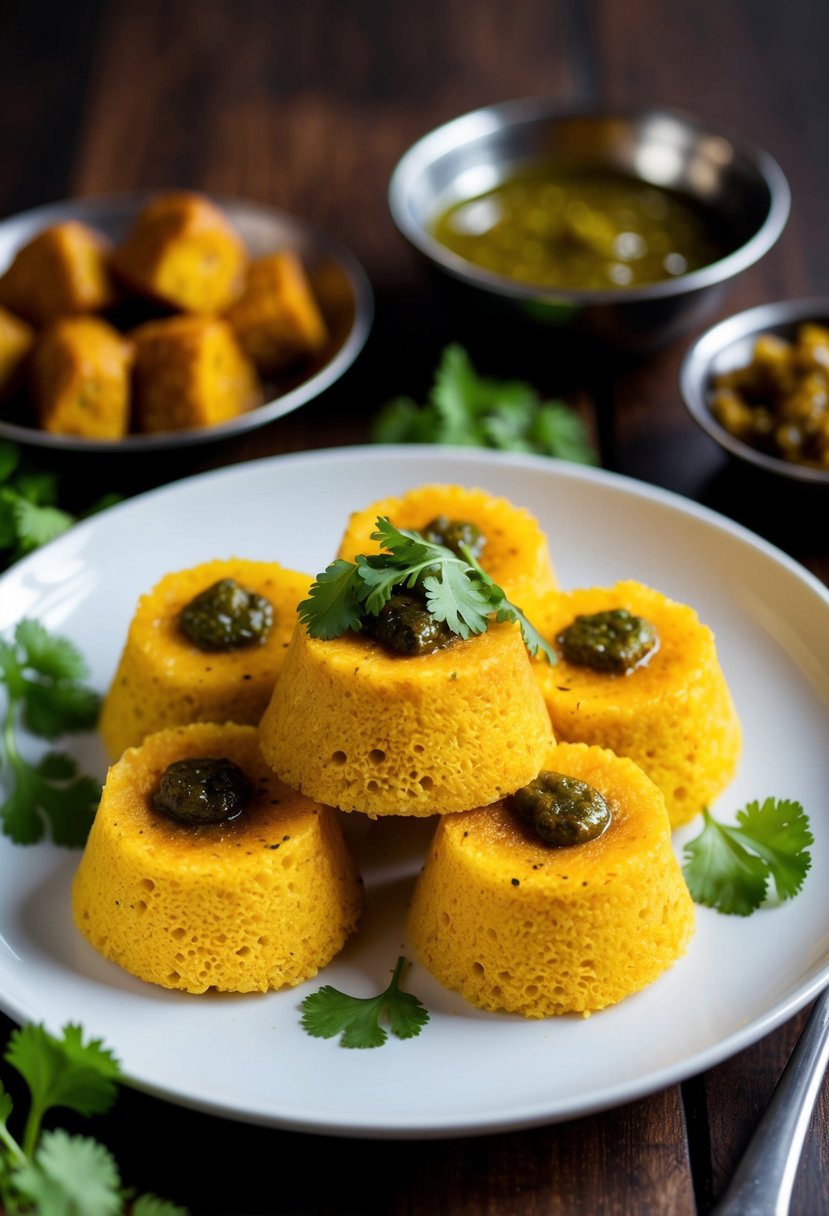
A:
531;402;597;465
421;565;492;638
371;396;435;444
430;345;484;445
0;490;19;550
683;800;812;916
300;956;429;1048
370;344;598;464
297;559;365;640
22;681;101;740
13;468;59;507
0;441;20;484
13;498;75;554
12;1129;122;1216
496;602;558;663
5;1024;121;1134
733;798;813;901
15;620;91;685
682;809;768;915
1;750;100;847
132;1195;190;1216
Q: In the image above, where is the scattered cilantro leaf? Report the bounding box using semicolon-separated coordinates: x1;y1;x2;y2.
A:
683;799;812;916
12;1129;122;1216
0;620;101;846
298;517;556;663
370;345;597;464
0;1021;188;1215
300;956;429;1048
0;441;120;569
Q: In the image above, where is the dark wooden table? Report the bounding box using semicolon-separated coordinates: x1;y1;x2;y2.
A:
1;1;827;1212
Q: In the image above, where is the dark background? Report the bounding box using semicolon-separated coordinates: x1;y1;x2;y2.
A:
0;1;827;1213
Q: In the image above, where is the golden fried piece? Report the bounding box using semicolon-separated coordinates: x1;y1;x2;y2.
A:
0;221;115;325
31;316;133;440
112;192;247;313
225;251;327;375
0;306;35;398
131;314;262;433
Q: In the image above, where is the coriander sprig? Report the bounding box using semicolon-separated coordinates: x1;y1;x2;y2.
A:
300;956;429;1048
371;344;597;464
0;1022;188;1215
682;797;812;916
297;517;557;662
0;619;101;846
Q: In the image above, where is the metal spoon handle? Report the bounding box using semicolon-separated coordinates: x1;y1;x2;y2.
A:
711;984;829;1216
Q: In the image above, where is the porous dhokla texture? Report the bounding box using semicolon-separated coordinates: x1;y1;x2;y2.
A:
72;723;363;994
131;315;262;433
258;619;555;817
336;484;558;620
31;316;133;439
0;220;115;324
407;741;695;1017
111;192;247;313
0;306;34;397
225;251;328;375
99;558;311;760
533;580;741;829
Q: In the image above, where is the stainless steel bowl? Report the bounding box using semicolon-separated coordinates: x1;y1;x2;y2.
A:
389;100;790;351
679;297;829;486
0;192;373;453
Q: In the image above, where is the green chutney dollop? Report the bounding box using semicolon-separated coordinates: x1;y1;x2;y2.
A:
557;608;658;674
180;578;274;652
510;771;611;847
152;757;251;826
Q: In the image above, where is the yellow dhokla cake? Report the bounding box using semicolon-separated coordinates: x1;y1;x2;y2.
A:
72;724;363;993
533;580;741;828
100;558;311;760
259;619;555;817
407;741;695;1017
336;484;558;619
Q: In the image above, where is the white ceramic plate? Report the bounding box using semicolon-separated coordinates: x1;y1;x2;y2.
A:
0;193;373;452
0;446;827;1139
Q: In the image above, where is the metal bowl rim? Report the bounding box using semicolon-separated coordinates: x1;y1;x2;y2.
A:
388;98;791;306
678;296;829;485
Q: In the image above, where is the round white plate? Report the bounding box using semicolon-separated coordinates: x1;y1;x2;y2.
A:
0;446;827;1139
0;193;373;452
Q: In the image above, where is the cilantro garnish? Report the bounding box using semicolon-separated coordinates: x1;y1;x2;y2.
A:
0;440;120;570
0;619;101;846
300;956;429;1048
682;798;812;916
298;517;557;663
370;344;597;464
0;1022;188;1215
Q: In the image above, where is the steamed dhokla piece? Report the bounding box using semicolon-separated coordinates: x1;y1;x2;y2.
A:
336;484;558;619
111;192;247;313
0;220;115;324
407;741;695;1017
0;306;35;398
533;580;741;828
72;723;363;993
31;316;133;439
100;559;311;760
258;619;554;817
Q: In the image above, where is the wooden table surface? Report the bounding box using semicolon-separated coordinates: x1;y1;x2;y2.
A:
1;2;828;1213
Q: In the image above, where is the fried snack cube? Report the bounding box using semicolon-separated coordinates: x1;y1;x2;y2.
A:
112;192;247;313
0;221;115;325
31;316;133;440
0;306;35;397
131;314;262;433
225;251;327;375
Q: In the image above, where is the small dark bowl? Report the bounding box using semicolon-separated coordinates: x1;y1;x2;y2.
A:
679;297;829;487
389;100;790;352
